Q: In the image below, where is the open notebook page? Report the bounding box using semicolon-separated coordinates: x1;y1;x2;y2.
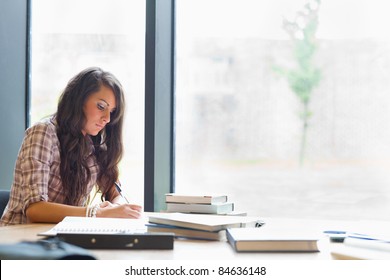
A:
38;216;147;236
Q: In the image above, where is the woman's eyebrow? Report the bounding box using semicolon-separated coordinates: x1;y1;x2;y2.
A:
99;98;116;110
98;98;110;106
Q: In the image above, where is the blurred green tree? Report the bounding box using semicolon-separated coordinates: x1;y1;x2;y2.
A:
274;0;322;166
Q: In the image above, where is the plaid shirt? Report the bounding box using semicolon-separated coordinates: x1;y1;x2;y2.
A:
0;118;98;226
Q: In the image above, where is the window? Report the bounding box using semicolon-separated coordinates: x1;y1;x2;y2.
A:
175;0;390;220
30;0;145;203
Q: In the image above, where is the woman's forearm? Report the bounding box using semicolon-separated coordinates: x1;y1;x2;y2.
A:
26;199;143;223
26;201;87;223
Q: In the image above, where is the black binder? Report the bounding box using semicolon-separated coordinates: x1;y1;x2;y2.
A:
55;232;174;250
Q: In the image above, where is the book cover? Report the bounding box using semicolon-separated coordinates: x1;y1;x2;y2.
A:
165;193;228;204
226;228;319;252
147;212;264;232
166;202;234;214
147;223;226;241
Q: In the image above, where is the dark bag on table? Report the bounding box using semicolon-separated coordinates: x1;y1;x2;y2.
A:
0;237;96;260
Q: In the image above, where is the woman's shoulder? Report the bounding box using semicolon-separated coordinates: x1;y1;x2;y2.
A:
25;117;57;138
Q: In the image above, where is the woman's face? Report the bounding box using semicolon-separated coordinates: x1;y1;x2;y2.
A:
82;85;117;136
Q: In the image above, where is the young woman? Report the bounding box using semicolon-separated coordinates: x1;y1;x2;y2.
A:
0;67;142;226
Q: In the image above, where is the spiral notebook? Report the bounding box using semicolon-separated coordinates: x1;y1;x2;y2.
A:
39;216;147;236
39;216;174;249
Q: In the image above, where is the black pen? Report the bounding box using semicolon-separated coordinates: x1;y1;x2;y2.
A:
114;182;130;204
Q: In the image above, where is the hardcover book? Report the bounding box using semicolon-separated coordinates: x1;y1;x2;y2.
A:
166;202;234;214
165;193;228;204
147;223;226;241
226;228;319;252
148;212;264;232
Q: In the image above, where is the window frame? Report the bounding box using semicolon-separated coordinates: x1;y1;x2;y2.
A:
144;0;176;211
0;0;30;189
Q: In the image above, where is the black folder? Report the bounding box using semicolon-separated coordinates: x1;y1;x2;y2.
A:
55;232;174;250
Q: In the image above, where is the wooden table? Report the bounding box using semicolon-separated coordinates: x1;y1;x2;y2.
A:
0;217;366;260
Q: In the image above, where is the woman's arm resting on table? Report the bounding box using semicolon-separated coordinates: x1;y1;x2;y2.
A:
26;200;143;223
26;201;87;223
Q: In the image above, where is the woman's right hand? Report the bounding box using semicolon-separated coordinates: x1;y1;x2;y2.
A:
97;202;142;219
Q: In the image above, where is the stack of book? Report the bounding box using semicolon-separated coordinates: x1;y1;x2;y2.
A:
147;194;263;241
164;193;239;215
147;212;264;241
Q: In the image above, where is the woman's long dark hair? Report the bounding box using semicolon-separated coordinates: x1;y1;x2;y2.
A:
55;67;125;205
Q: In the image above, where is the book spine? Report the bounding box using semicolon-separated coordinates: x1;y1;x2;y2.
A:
166;202;234;214
165;195;228;204
226;229;238;251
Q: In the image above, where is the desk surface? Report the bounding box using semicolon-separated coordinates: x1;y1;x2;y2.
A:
0;217;389;260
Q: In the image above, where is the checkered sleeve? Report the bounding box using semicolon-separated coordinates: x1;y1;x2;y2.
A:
18;123;56;214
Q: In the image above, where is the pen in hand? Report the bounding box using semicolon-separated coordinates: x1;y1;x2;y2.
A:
114;182;130;204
